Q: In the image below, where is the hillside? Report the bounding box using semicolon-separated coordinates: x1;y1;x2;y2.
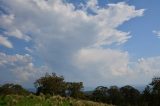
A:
0;94;113;106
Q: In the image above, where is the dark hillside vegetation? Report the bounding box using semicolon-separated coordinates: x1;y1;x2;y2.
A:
0;73;160;106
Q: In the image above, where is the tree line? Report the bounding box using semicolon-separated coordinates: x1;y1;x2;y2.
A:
0;73;160;106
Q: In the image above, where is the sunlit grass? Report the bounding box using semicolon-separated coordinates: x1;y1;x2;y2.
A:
0;94;113;106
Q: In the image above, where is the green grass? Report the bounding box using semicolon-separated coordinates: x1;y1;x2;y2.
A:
0;94;113;106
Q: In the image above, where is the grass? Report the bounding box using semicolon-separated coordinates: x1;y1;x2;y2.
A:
0;94;113;106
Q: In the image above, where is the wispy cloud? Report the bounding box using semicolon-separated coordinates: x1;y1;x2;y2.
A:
153;30;160;38
0;35;13;48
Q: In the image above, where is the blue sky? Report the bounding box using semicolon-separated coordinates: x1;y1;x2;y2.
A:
121;0;160;58
0;0;160;88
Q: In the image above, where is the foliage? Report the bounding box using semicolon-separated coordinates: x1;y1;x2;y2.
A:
34;73;84;98
0;83;29;96
91;85;141;106
120;85;140;106
92;86;108;102
1;72;160;106
107;86;123;105
90;77;160;106
34;73;66;96
141;77;160;106
66;82;84;99
0;94;113;106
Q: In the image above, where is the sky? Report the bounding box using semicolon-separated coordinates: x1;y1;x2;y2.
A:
0;0;160;88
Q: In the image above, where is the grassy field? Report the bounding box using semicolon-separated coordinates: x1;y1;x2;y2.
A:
0;94;113;106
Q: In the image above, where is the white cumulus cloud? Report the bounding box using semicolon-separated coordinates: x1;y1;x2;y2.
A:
2;0;157;87
0;52;50;86
73;48;130;76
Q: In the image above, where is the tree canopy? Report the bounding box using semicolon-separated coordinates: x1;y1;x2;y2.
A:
34;73;66;96
0;83;29;95
1;72;160;106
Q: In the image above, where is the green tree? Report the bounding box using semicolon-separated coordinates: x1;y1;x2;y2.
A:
149;77;160;106
34;73;66;96
66;82;84;98
92;86;109;103
150;77;160;94
120;85;140;106
108;86;122;105
142;85;152;106
0;83;29;95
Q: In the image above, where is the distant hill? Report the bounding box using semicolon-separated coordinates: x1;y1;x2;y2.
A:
27;88;36;93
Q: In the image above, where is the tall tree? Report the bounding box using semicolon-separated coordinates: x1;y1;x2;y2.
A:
66;82;84;98
149;77;160;106
142;85;152;106
150;77;160;94
34;73;66;96
120;85;140;105
92;86;109;103
108;86;122;105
